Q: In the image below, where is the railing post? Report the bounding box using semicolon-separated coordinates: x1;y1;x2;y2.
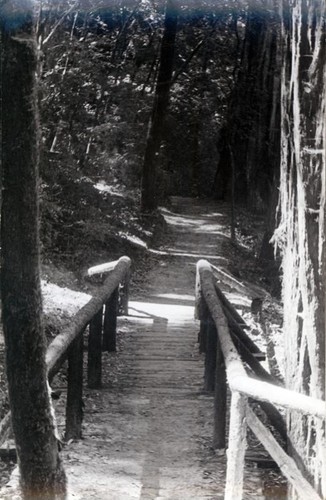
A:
103;288;119;352
87;307;103;388
225;392;247;500
204;315;217;392
65;332;84;440
195;266;209;353
213;334;226;450
198;299;209;353
120;270;130;316
199;319;207;353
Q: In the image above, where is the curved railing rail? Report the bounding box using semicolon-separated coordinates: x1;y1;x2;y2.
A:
0;256;131;445
196;259;325;500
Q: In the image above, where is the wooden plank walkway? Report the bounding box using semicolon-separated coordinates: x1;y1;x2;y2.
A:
1;197;274;499
59;304;225;499
54;198;268;499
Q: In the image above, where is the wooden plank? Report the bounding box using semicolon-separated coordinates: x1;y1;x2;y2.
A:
224;392;247;500
246;406;322;500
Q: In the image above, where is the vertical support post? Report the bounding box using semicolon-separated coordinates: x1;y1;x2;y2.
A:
195;265;208;353
103;288;119;352
88;307;103;388
199;319;207;353
204;315;217;392
213;334;227;449
120;270;130;316
225;392;247;500
198;299;209;353
195;264;203;320
65;332;84;440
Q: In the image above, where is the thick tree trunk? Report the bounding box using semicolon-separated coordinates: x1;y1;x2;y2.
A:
140;0;177;212
274;0;326;496
0;2;66;498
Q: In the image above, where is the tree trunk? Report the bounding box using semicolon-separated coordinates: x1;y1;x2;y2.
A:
140;0;177;212
0;2;66;498
221;4;280;213
275;0;326;496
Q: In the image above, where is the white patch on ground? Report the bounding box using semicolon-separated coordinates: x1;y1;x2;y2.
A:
118;232;148;249
149;248;227;261
41;281;91;317
155;293;194;302
94;181;124;197
129;300;194;324
0;282;92;345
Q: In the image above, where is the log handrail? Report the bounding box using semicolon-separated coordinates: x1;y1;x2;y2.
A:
0;255;131;445
196;259;325;500
47;256;131;378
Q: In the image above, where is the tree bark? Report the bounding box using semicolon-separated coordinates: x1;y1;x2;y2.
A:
0;2;66;498
140;0;177;212
275;0;326;496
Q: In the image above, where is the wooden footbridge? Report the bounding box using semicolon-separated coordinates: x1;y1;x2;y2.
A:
0;199;325;500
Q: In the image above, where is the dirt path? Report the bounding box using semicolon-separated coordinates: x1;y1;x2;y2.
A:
2;197;275;499
56;197;269;500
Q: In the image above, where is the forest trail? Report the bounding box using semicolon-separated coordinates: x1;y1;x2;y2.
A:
51;196;270;500
1;197;271;499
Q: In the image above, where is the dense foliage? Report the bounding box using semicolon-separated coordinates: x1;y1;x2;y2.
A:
36;0;255;266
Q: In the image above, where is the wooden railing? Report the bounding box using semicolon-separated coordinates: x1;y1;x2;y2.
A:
0;255;131;445
195;259;325;500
